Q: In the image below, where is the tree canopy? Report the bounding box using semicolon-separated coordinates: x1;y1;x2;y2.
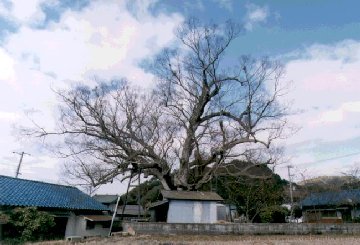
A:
30;19;289;191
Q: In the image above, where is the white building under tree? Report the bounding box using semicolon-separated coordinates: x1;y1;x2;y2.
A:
161;190;223;223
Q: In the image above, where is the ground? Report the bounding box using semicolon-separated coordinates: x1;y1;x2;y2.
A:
33;234;360;245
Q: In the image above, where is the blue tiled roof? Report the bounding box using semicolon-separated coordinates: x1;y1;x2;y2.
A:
0;175;108;211
301;189;360;207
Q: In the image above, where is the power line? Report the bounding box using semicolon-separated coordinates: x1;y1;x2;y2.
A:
279;151;360;169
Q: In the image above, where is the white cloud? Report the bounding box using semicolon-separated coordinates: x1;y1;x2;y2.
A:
311;101;360;124
244;3;269;30
343;101;360;112
277;39;360;180
0;0;54;26
0;111;19;121
287;40;360;63
0;0;184;190
4;1;183;84
11;0;45;23
284;39;360;112
314;109;344;123
0;48;16;85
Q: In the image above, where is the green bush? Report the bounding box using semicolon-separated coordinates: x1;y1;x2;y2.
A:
3;207;55;242
293;205;303;219
259;205;289;223
352;217;360;223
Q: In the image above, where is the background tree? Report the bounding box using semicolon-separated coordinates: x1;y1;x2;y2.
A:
342;163;360;189
209;170;287;223
28;18;290;191
118;178;162;208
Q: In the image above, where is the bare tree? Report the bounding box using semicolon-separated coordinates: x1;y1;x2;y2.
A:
27;19;290;191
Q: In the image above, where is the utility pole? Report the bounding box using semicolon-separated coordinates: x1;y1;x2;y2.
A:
287;165;294;221
137;169;141;219
108;195;120;237
13;151;30;178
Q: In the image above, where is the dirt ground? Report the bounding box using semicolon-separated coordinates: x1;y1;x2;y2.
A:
33;234;360;245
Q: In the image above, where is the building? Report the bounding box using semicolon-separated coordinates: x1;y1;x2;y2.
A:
301;189;360;223
117;205;145;220
92;194;118;209
93;194;145;221
148;200;169;222
161;190;223;223
0;175;111;240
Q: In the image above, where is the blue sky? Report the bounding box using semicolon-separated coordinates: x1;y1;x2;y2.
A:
1;0;360;193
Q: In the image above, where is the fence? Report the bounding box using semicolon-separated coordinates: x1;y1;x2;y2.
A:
122;221;360;235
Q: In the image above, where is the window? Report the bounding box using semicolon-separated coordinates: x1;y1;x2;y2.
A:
322;210;337;218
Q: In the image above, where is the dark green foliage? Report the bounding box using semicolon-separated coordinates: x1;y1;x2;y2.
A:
292;205;302;219
259;205;289;223
3;207;55;242
120;178;162;207
352;216;360;223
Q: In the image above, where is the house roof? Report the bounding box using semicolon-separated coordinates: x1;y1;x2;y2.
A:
301;189;360;207
147;200;169;209
0;175;108;211
92;194;119;204
117;205;145;216
161;190;223;201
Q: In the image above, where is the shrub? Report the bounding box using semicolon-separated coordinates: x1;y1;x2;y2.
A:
259;205;289;223
3;207;55;242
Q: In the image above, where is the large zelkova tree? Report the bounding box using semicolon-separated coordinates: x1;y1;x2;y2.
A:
30;19;289;191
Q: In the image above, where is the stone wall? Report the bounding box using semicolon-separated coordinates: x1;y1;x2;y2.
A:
123;221;360;235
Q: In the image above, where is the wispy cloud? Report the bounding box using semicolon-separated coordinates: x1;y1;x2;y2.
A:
311;101;360;124
286;40;360;63
244;3;269;30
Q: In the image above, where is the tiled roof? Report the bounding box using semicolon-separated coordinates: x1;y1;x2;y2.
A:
0;175;108;211
92;194;119;204
301;189;360;207
161;190;223;201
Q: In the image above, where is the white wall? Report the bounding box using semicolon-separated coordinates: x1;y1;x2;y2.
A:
167;200;217;223
351;209;360;219
65;213;109;238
